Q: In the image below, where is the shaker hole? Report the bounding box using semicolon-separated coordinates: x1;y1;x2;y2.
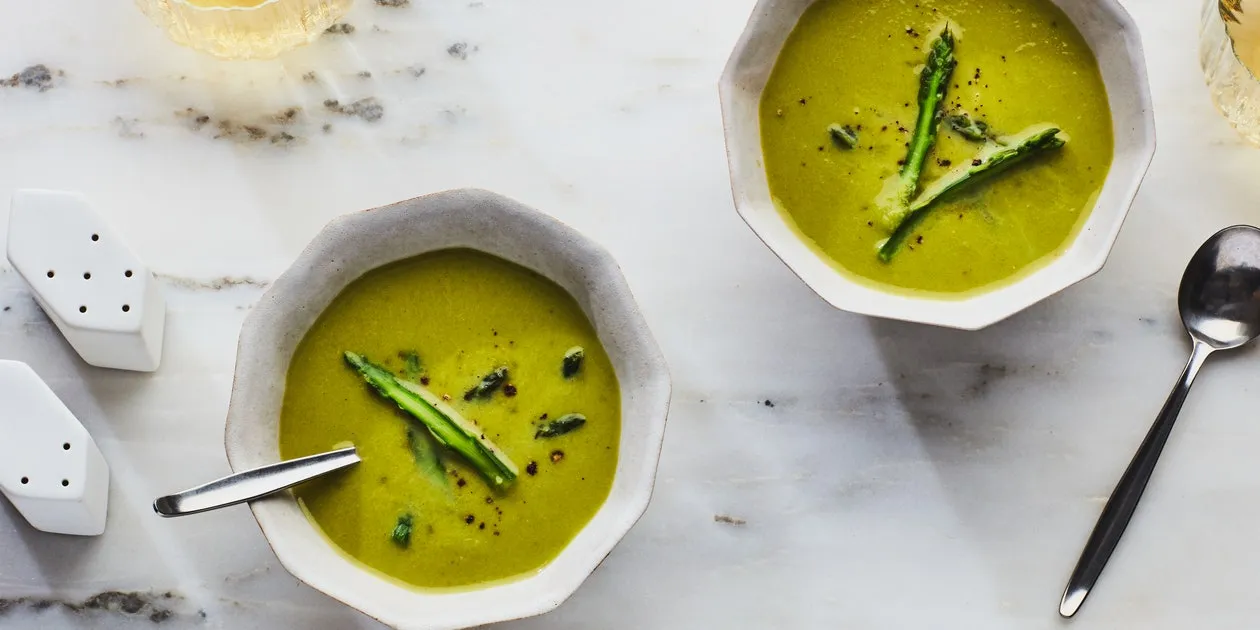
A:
90;234;99;242
124;270;133;278
83;272;91;280
79;306;87;313
46;270;55;278
61;480;68;487
20;477;28;485
63;443;70;451
121;305;130;313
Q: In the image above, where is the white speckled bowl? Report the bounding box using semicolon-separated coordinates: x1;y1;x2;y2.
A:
223;189;671;630
719;0;1156;330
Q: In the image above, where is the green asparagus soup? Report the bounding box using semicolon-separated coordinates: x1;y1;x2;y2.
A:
760;0;1114;294
279;249;620;589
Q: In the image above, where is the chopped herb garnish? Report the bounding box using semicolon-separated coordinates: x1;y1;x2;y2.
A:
536;413;587;439
562;346;585;378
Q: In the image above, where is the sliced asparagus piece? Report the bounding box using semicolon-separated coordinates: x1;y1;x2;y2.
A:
876;27;957;229
562;346;585;379
345;352;518;488
828;124;859;150
398;350;422;381
406;426;448;490
536;413;587;439
463;367;508;401
947;112;991;142
879;124;1067;262
392;513;414;547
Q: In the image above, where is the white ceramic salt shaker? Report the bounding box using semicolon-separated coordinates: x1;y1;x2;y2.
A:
0;360;110;536
6;189;166;371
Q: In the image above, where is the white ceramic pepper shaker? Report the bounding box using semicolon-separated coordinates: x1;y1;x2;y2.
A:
0;360;110;536
7;189;166;371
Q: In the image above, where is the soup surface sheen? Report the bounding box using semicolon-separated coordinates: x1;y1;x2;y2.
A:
760;0;1114;293
279;249;620;589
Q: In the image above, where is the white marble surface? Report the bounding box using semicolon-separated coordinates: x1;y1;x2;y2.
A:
0;0;1256;628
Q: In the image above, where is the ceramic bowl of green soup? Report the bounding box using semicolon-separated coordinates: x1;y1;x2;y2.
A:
720;0;1155;329
223;189;670;630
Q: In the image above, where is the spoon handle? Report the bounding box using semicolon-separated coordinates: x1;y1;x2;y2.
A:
153;447;360;518
1059;340;1213;617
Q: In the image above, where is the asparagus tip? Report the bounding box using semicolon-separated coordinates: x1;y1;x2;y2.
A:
464;366;509;401
562;346;586;378
391;513;414;547
828;123;859;150
536;413;588;439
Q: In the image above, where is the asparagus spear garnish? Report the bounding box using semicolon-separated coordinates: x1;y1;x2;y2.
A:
536;413;587;439
345;352;518;488
877;27;957;229
392;513;414;548
828;124;859;150
562;347;585;378
947;112;992;142
879;124;1067;261
463;367;508;401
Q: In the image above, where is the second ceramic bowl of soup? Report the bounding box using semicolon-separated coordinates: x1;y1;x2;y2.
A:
720;0;1156;329
224;189;671;630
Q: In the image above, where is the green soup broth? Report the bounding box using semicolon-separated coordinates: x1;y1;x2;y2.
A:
760;0;1114;294
279;249;620;589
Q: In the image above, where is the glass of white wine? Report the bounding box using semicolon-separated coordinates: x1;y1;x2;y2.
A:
1203;0;1260;144
136;0;353;60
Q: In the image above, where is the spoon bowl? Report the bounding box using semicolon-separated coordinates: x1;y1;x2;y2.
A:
1179;225;1260;349
1061;224;1260;617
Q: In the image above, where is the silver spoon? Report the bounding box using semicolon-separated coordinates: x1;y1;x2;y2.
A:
1059;225;1260;617
153;446;360;517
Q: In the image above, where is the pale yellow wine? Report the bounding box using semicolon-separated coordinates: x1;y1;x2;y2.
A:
136;0;352;60
1203;0;1260;144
